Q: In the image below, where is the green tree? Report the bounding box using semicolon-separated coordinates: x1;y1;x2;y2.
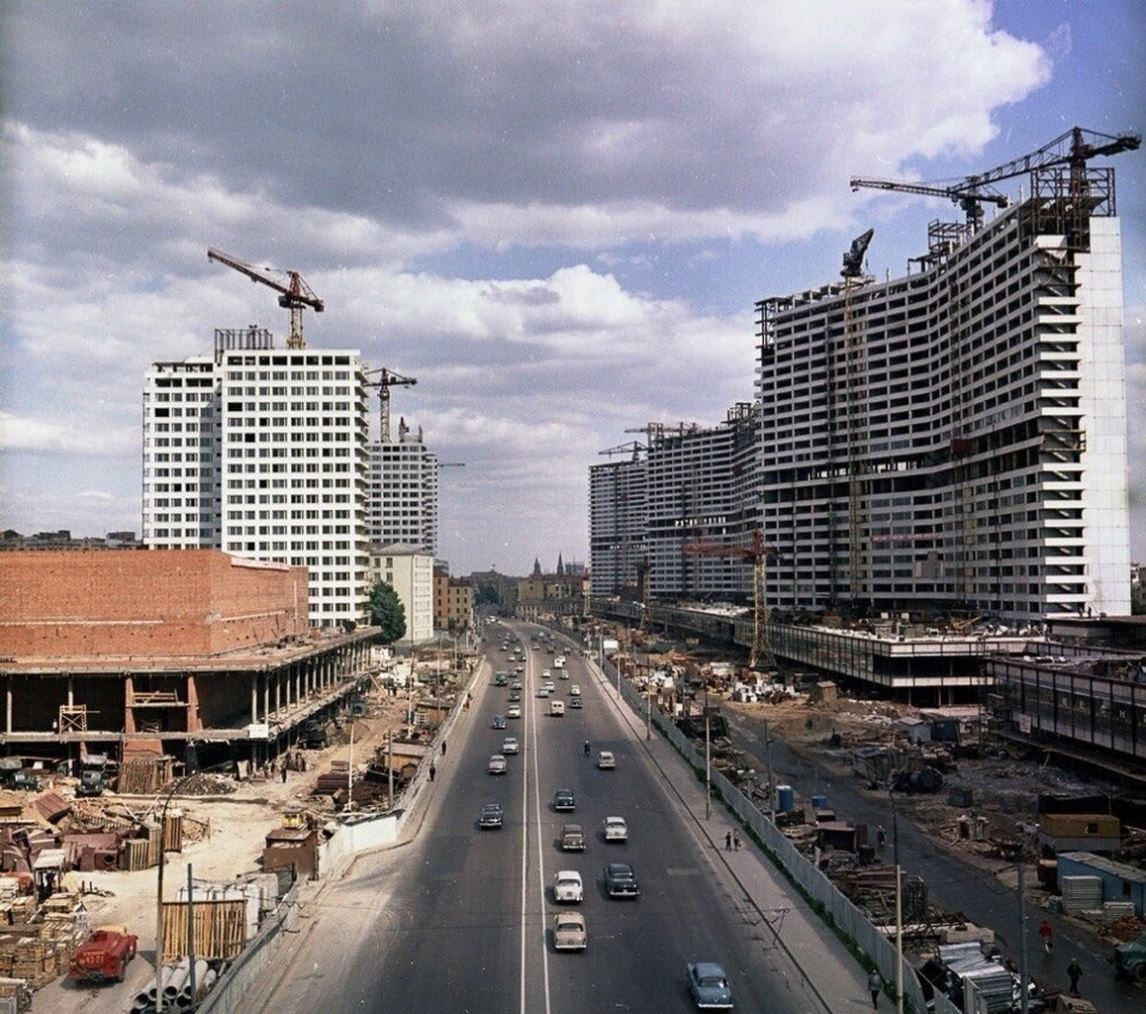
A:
369;581;407;643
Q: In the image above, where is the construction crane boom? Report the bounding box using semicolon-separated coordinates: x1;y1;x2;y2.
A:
365;367;417;443
436;462;465;469
598;441;645;461
207;247;324;349
850;126;1140;230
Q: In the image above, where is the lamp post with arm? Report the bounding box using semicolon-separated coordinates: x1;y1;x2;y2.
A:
155;773;196;1013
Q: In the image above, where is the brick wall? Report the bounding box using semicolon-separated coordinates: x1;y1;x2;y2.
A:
0;550;309;657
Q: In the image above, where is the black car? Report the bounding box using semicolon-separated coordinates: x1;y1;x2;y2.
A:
554;789;576;812
479;803;504;829
604;862;640;898
492;714;507;729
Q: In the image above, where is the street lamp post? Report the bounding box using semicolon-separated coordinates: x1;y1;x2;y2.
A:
155;774;194;1013
704;685;711;821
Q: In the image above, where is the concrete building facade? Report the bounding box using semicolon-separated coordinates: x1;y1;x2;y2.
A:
433;570;474;632
142;331;373;626
371;543;434;645
368;419;439;555
588;454;647;597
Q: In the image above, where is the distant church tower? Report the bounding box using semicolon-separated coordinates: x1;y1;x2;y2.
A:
556;553;565;576
532;557;542;577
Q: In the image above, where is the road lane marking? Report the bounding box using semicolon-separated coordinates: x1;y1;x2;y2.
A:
527;639;553;1014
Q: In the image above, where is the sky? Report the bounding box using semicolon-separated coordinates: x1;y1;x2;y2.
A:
1;1;1143;577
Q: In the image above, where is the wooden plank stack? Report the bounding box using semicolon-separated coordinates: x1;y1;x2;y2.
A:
0;976;32;1013
123;838;151;872
161;899;246;962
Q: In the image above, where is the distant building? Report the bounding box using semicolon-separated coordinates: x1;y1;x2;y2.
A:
369;418;439;554
142;330;373;627
433;568;474;632
0;530;142;551
371;543;434;645
517;557;588;622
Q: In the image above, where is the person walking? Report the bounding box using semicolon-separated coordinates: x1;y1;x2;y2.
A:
1038;919;1053;954
441;740;447;756
867;968;881;1009
725;831;733;852
1066;957;1082;996
733;833;741;851
280;763;288;784
429;763;436;783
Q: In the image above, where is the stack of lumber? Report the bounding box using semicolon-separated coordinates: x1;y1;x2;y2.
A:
0;976;32;1012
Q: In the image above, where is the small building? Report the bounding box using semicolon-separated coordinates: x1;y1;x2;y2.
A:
1038;814;1121;856
263;827;318;881
370;543;434;645
1056;851;1146;917
897;717;932;745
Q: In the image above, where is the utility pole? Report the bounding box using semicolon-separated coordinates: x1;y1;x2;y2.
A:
763;721;775;816
187;864;196;1006
1018;848;1030;1014
704;686;711;821
895;865;904;1014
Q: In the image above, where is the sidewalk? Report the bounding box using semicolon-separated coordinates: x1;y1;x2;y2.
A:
588;660;876;1014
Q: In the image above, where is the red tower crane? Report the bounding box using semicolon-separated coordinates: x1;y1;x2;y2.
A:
207;247;324;349
681;531;777;671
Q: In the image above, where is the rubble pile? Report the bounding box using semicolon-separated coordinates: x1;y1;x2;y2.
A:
173;772;238;797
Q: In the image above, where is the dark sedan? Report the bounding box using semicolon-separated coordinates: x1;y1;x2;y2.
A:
478;803;504;829
604;861;640;898
554;789;576;812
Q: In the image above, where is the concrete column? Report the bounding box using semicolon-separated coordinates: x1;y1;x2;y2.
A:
5;681;11;735
263;675;270;724
67;677;74;708
291;664;299;708
251;674;258;724
274;669;282;717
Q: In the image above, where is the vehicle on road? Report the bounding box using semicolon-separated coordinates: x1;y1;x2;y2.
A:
570;684;581;697
569;697;582;709
554;655;566;669
478;803;504;829
494;671;508;686
502;737;519;755
507;705;522;719
686;961;733;1009
604;861;640;898
511;680;523;690
553;870;584;903
69;925;138;984
597;750;616;770
542;669;551;678
537;687;550;698
550;700;566;717
487;754;507;775
491;714;507;730
559;670;569;680
602;816;628;842
561;824;586;850
1115;932;1146;980
508;689;521;702
542;680;555;692
554;789;576;812
553;911;587;951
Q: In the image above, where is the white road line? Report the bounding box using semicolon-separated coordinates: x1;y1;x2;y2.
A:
529;646;553;1014
519;639;530;1014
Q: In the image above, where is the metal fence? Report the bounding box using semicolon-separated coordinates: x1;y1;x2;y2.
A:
605;657;933;1014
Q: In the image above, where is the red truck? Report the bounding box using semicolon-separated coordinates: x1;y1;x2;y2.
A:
69;925;137;984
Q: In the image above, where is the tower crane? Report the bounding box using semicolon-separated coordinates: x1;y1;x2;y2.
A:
207;248;324;349
598;441;645;461
364;367;417;443
681;531;777;671
850;126;1139;231
436;462;465;470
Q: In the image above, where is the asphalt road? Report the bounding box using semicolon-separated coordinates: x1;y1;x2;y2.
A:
724;710;1145;1012
263;622;811;1014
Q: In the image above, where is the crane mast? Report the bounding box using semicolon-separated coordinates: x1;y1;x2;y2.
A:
207;248;324;349
364;367;417;443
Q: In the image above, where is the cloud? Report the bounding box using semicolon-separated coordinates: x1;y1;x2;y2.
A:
0;411;136;455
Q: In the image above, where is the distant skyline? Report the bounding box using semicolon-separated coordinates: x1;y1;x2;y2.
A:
2;2;1143;576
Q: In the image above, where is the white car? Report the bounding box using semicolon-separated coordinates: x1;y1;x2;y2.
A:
553;870;584;903
502;737;519;755
542;669;551;678
537;686;550;698
602;816;628;842
570;685;581;697
488;754;507;775
553;911;587;951
507;704;522;719
597;750;616;770
543;680;556;692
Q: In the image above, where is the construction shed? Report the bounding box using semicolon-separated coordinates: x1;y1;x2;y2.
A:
1037;814;1121;856
1056;851;1146;917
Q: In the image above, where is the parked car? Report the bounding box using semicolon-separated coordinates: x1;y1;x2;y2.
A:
687;961;733;1009
1115;932;1146;981
553;911;587;951
488;754;508;775
597;750;616;770
604;861;639;898
554;789;576;812
553;870;584;903
479;803;504;829
602;816;628;842
491;714;507;730
561;824;586;851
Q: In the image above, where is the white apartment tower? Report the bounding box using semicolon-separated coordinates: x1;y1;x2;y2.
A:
143;328;373;626
755;192;1131;620
368;419;439;554
588;453;647;596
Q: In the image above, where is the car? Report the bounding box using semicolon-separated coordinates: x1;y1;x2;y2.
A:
502;737;519;755
569;696;582;709
491;714;507;730
570;684;581;697
542;669;551;678
478;803;504;829
542;680;555;692
494;671;509;686
511;680;523;690
602;816;628;842
507;704;522;719
559;670;570;680
604;861;640;898
554;789;576;812
550;700;566;717
597;750;616;770
687;961;733;1009
553;870;583;903
537;686;550;698
508;689;522;702
552;911;587;951
560;824;586;851
488;754;507;775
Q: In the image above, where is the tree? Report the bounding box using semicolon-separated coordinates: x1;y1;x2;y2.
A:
369;581;406;643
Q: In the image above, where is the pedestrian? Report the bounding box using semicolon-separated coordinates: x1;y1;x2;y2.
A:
876;825;887;850
1066;957;1082;996
1038;919;1053;954
867;968;881;1009
429;764;436;782
733;833;741;851
725;831;732;852
441;741;447;756
280;763;287;784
